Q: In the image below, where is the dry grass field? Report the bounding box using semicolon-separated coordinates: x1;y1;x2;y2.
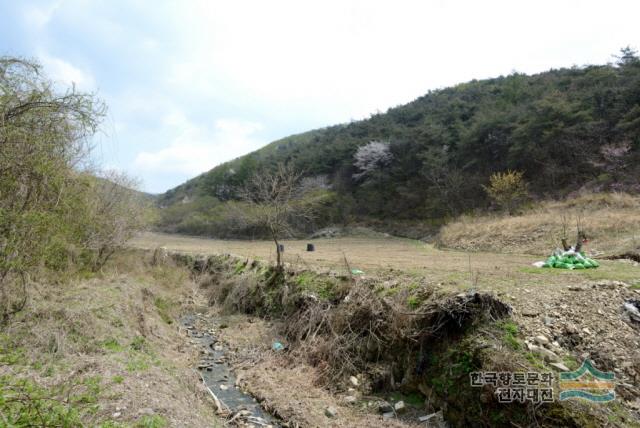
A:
438;192;640;256
131;230;640;294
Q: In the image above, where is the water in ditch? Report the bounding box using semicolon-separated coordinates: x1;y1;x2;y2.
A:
181;314;279;427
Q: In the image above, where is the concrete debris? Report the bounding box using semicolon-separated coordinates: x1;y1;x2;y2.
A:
349;375;359;387
324;406;338;418
382;412;395;420
623;300;640;323
549;362;570;372
564;323;578;334
419;410;447;427
378;402;393;413
534;335;550;346
529;345;560;362
344;395;357;404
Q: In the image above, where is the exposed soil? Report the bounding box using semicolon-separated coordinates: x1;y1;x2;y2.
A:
604;252;640;263
192;306;421;427
513;278;640;403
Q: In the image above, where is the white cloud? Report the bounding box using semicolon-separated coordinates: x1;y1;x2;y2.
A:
133;115;264;176
9;0;640;192
22;2;60;29
162;0;640;123
39;53;95;90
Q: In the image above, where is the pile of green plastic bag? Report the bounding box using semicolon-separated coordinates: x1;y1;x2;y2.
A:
543;250;599;269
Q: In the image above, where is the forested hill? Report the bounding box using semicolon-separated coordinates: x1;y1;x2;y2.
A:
158;50;640;236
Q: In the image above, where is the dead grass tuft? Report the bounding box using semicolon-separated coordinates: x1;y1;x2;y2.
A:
280;278;511;388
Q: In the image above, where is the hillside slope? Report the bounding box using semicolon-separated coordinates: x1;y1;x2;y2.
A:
0;252;219;427
438;192;640;255
158;50;640;236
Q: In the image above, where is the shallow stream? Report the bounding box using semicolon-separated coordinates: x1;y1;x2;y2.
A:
181;314;279;427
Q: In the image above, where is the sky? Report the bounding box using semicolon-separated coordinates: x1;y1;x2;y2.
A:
0;1;638;193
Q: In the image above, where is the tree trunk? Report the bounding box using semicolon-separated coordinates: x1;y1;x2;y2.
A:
272;236;281;268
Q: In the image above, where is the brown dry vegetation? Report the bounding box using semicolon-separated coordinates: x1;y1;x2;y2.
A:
438;192;640;256
132;229;640;298
176;252;640;427
127;213;640;426
0;252;220;427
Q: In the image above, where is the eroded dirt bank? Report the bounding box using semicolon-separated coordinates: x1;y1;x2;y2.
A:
167;250;640;427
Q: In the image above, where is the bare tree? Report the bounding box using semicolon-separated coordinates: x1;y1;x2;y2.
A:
239;164;314;269
80;170;152;271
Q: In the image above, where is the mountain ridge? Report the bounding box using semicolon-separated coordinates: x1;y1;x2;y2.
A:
157;50;640;237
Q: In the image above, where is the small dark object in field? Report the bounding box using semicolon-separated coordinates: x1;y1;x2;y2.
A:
307;243;315;252
278;244;285;253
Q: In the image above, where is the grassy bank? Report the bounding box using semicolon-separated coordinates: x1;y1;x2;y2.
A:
0;251;219;427
438;193;640;256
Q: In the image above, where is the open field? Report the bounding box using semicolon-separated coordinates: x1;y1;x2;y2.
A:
132;231;640;295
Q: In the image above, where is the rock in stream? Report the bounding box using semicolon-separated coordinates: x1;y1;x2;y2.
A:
182;314;278;427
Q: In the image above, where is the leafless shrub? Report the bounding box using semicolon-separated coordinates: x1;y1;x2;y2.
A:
80;170;152;271
283;280;510;385
298;175;330;193
238;163;315;268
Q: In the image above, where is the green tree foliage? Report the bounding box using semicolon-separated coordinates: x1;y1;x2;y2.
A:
483;170;528;214
0;57;148;320
157;48;640;235
0;57;104;318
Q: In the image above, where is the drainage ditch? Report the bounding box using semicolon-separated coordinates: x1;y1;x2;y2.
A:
182;314;279;427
